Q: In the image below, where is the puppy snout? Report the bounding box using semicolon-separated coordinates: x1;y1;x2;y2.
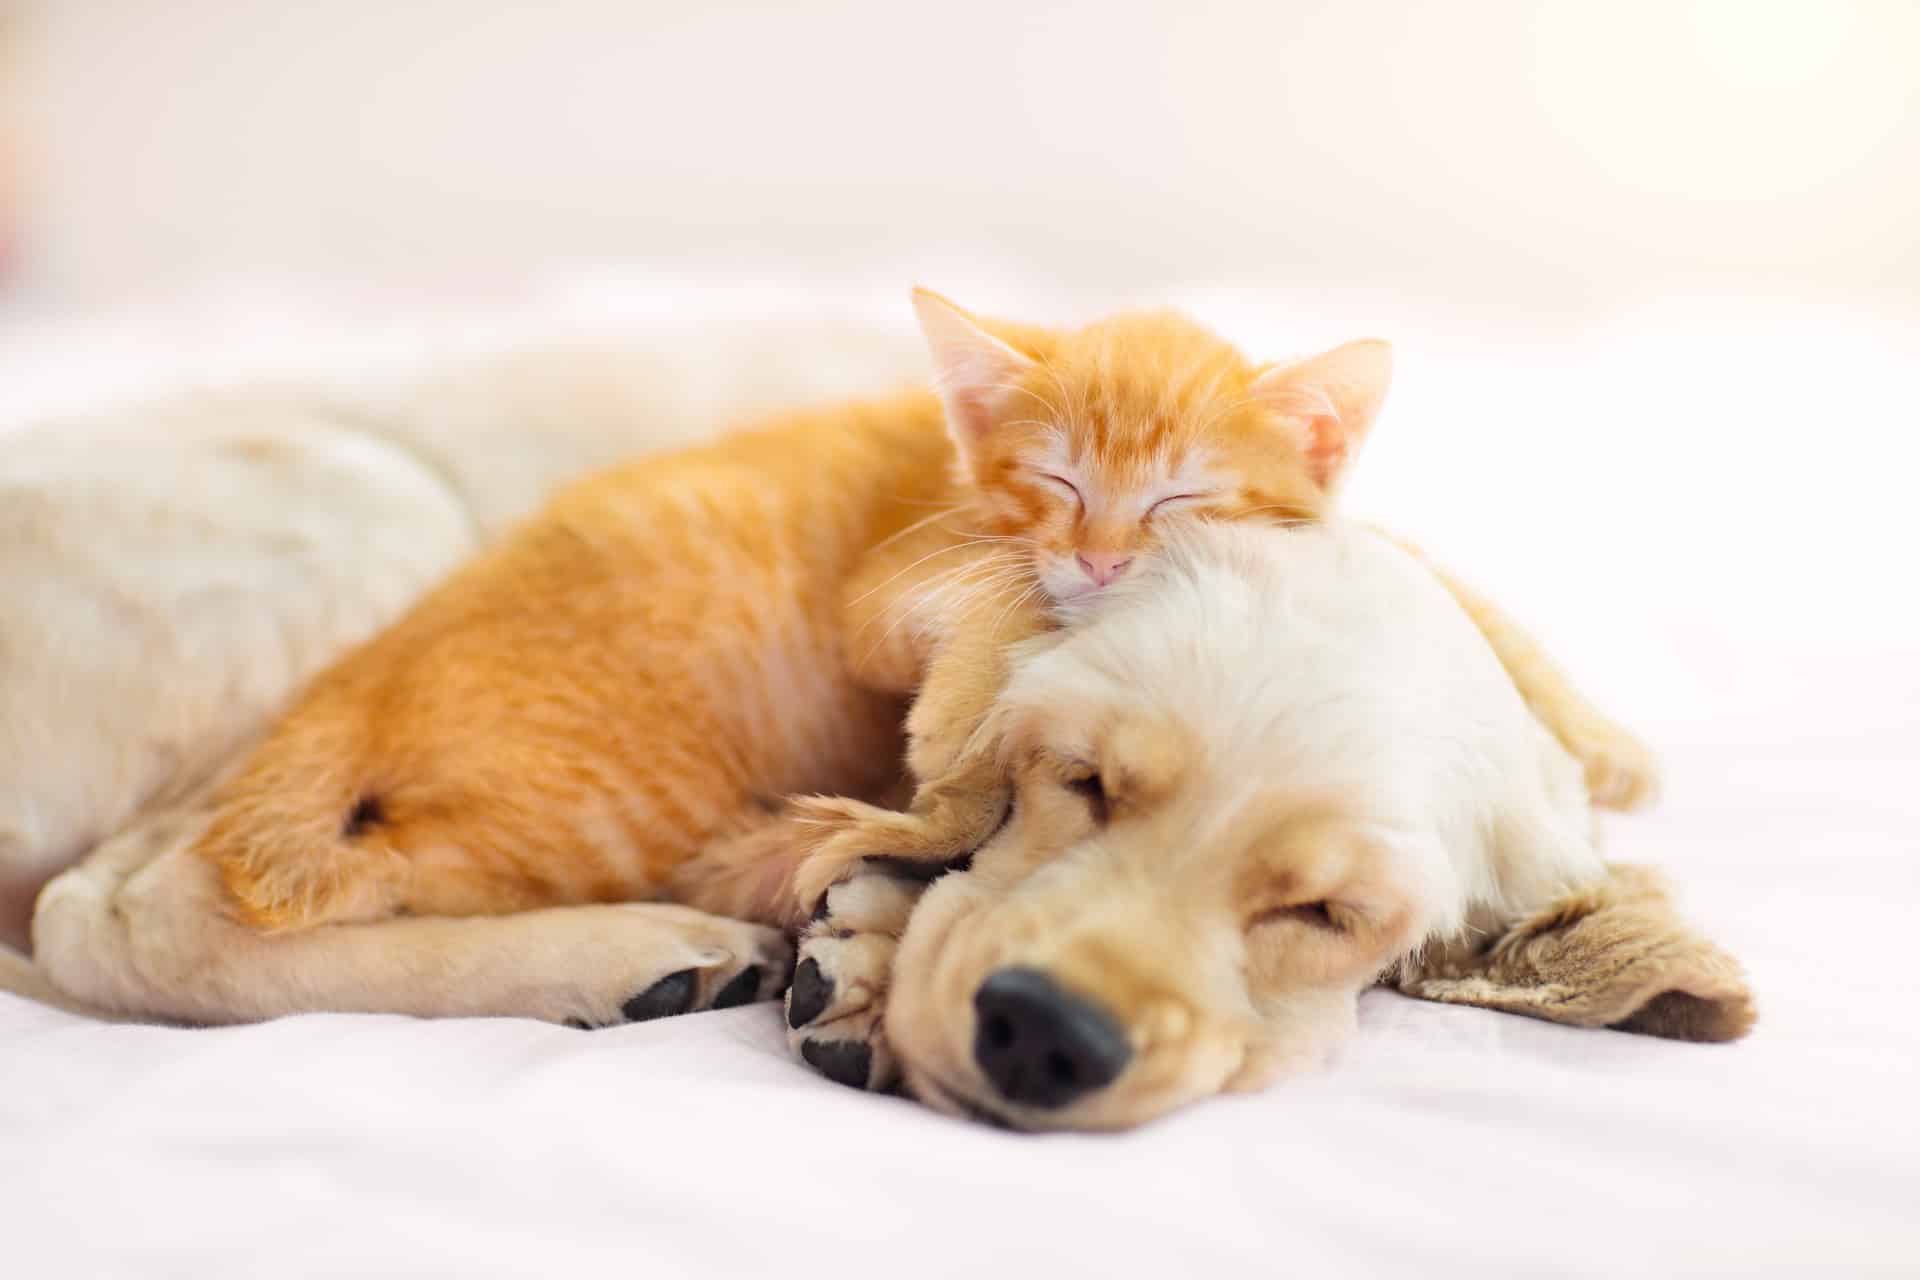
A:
972;967;1133;1109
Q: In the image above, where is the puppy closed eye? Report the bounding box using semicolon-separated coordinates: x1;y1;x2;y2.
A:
1063;770;1108;825
1250;901;1345;933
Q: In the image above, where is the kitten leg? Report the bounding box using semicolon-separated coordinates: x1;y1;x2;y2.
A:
783;771;1002;922
786;588;1052;918
898;580;1056;780
1387;536;1662;811
33;805;790;1026
663;782;910;934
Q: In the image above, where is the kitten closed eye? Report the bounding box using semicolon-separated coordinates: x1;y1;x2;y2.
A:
1039;473;1084;508
1147;493;1213;518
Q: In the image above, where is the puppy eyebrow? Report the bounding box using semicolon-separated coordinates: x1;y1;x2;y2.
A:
1246;868;1300;904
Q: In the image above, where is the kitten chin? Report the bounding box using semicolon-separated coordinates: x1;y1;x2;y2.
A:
1036;559;1105;605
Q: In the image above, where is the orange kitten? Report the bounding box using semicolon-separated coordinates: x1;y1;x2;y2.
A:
181;290;1647;992
836;291;1388;697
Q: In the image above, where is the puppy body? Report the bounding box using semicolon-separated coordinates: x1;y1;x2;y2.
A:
881;521;1603;1129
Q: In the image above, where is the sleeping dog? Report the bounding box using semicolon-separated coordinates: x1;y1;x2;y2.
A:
21;514;1748;1129
9;348;1745;1125
786;521;1749;1130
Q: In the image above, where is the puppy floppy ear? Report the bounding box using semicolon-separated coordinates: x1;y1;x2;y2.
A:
911;287;1039;461
1249;339;1392;491
1385;864;1756;1042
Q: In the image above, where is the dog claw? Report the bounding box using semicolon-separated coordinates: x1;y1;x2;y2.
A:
801;1039;872;1089
711;965;763;1010
787;957;833;1028
622;968;698;1022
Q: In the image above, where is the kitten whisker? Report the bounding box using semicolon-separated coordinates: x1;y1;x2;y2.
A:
979;580;1048;640
865;505;968;555
914;567;1031;629
947;534;1038;550
849;553;1024;649
845;539;999;609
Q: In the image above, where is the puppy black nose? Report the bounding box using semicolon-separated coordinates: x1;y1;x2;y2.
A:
972;967;1132;1110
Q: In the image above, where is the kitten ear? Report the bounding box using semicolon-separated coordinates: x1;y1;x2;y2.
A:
1249;339;1393;490
911;287;1039;454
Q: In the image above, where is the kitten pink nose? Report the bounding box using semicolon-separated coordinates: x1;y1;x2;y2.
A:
1076;551;1134;587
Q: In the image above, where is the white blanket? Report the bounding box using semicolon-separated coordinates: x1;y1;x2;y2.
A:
3;281;1915;1276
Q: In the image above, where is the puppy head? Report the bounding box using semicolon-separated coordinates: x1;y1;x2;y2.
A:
886;661;1449;1132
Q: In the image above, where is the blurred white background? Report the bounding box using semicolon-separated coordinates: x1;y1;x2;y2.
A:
1;0;1916;761
6;0;1918;308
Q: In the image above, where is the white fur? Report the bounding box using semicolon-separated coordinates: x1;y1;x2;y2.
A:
0;405;476;952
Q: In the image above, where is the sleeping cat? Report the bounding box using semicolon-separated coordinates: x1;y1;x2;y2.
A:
53;290;1654;1031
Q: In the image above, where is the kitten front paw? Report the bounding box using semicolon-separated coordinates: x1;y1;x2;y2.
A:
786;795;966;917
785;874;922;1092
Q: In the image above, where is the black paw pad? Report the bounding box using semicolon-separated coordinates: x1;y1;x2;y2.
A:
621;968;698;1022
787;957;833;1028
801;1038;872;1090
711;965;763;1010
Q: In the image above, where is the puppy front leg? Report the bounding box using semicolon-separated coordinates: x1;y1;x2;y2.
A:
33;807;790;1026
783;873;922;1092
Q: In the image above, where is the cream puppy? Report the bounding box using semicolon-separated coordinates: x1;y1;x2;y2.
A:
796;520;1605;1130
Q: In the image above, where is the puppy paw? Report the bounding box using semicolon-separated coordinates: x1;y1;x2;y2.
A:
1563;715;1662;812
569;912;793;1029
785;874;921;1091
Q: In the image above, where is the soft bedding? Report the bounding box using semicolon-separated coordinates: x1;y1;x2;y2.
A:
2;280;1915;1276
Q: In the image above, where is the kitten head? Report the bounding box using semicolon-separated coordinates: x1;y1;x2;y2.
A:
913;287;1392;603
